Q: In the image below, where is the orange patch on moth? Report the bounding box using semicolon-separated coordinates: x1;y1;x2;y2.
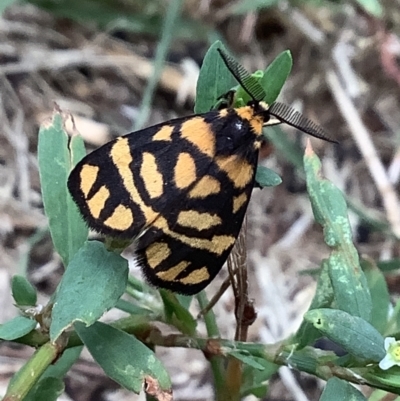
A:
140;152;163;199
180;117;216;157
180;267;210;285
145;242;171;269
110;138;159;225
153;125;173;141
104;204;133;230
189;175;221;198
177;210;221;230
87;185;110;218
218;109;229;118
233;193;248;213
80;165;99;198
153;217;235;255
156;261;189;281
174;152;197;189
216;155;254;189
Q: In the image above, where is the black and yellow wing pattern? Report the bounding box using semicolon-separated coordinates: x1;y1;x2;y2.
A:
68;106;264;294
68;48;334;295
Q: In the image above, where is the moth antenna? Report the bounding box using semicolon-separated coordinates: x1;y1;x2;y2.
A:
217;48;266;102
268;102;338;143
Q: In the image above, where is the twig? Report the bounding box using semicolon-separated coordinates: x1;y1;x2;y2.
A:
326;69;400;238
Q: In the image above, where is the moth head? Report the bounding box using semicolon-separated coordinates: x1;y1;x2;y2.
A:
217;47;337;144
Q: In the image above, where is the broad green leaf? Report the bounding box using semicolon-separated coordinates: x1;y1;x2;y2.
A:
160;290;196;335
194;41;236;113
296;260;334;348
75;321;172;395
255;166;282;187
362;259;390;334
305;308;385;362
24;377;64;401
12;275;37;306
50;241;128;341
38;111;88;266
260;50;292;104
230;0;278;15
0;316;36;340
304;145;371;321
320;377;367;401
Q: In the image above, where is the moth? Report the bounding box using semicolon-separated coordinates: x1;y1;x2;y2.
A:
68;48;334;295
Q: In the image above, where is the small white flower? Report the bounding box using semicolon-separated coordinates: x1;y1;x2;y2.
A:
379;337;400;370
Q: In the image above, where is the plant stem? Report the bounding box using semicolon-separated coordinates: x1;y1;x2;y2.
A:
3;341;60;401
196;291;226;400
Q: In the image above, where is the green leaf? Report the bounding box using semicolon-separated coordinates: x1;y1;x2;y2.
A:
230;0;278;15
229;351;265;370
41;346;83;379
320;377;367;401
368;389;400;401
75;321;172;395
115;299;155;317
364;366;400;394
194;41;236;114
0;316;36;340
159;290;196;335
24;377;64;401
255;166;282;187
11;275;37;306
304;146;371;321
260;50;292;104
362;259;390;334
38;111;88;266
305;308;385;362
50;241;128;341
175;294;192;310
296;260;334;348
355;0;383;17
377;258;400;273
240;358;277;398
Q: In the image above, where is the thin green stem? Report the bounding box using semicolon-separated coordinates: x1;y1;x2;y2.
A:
196;291;226;400
133;0;184;130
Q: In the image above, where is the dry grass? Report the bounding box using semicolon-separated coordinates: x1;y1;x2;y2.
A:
0;1;399;400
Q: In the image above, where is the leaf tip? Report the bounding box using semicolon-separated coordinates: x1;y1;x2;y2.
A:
145;376;173;401
305;139;314;157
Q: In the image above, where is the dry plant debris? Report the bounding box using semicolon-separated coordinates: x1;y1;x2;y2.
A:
0;1;399;400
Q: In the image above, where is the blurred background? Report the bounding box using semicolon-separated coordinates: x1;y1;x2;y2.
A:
0;0;399;400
